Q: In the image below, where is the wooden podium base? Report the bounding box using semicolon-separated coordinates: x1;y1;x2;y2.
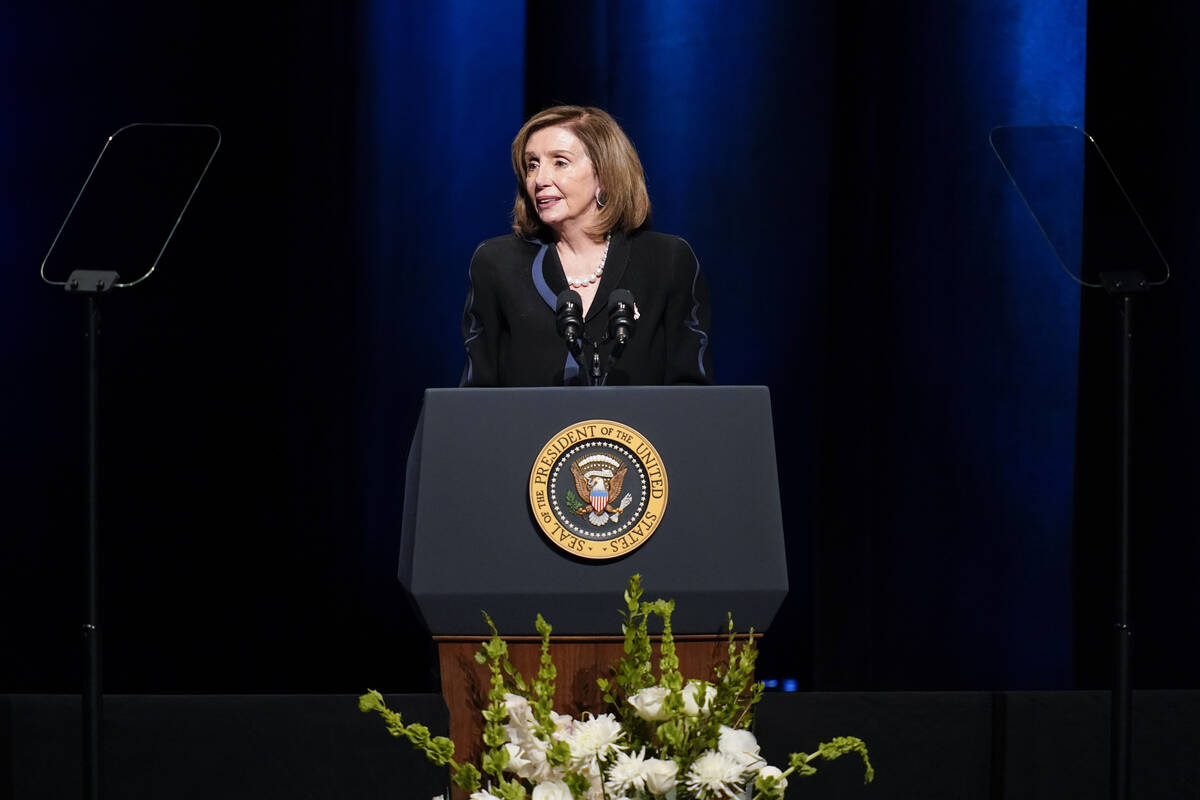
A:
435;634;745;797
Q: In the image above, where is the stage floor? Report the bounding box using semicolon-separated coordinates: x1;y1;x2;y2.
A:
4;691;1197;798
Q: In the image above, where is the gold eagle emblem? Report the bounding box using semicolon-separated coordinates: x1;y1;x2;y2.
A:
570;461;628;517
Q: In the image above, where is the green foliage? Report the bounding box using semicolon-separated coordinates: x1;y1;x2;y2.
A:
545;739;571;768
450;763;482;793
563;771;591;799
655;717;685;751
753;769;789;800
775;735;874;794
480;614;522;782
816;736;875;784
363;574;875;800
711;614;762;732
480;746;511;779
604;573;657;746
531;613;557;736
604;577;754;765
618;575;655;686
358;689;480;793
493;781;528;800
787;751;819;778
565;489;585;514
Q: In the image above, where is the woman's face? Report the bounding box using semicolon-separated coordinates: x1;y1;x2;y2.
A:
523;125;601;234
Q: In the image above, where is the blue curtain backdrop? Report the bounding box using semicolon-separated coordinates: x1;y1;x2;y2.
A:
2;0;1195;694
361;0;1084;688
357;1;526;663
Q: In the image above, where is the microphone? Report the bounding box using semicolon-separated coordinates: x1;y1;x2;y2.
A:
598;289;636;387
555;289;584;345
607;289;636;345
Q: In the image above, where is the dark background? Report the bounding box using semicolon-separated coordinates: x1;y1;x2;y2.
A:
2;1;1196;694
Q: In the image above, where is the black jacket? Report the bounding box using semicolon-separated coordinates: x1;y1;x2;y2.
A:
461;229;713;386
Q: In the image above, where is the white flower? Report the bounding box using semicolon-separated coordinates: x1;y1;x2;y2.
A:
531;780;573;800
718;725;765;770
584;770;604;800
550;710;575;733
504;734;557;782
504;741;531;774
628;686;671;721
630;682;716;720
605;748;650;795
499;693;572;783
565;713;625;765
504;693;536;729
757;765;789;792
685;750;745;798
469;791;503;800
642;756;679;795
593;747;676;797
682;680;717;716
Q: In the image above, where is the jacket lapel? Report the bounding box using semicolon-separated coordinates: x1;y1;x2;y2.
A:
586;230;630;322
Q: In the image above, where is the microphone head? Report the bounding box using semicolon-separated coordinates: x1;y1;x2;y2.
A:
556;288;582;312
608;288;635;308
607;289;636;343
556;289;584;342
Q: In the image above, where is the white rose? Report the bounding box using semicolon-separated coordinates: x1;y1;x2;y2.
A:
717;725;763;769
643;757;679;795
757;765;788;791
628;686;671;721
531;780;573;800
682;680;717;716
469;791;503;800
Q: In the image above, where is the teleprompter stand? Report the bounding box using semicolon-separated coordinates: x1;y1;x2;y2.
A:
990;125;1170;800
40;123;220;800
1098;270;1149;800
67;270;118;800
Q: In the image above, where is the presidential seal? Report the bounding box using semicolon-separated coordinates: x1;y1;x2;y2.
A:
529;420;668;560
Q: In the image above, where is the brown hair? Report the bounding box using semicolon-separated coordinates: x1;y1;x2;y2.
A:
510;106;651;239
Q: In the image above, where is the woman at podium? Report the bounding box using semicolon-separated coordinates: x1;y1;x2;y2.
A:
461;106;713;387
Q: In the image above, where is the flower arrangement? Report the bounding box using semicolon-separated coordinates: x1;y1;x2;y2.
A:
360;575;872;799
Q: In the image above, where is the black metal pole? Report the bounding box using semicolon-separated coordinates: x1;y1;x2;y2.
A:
83;294;102;800
1111;292;1134;800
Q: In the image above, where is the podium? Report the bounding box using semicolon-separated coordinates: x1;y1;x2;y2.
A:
399;386;788;776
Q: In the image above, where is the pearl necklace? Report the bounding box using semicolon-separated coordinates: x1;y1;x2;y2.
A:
564;234;611;288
